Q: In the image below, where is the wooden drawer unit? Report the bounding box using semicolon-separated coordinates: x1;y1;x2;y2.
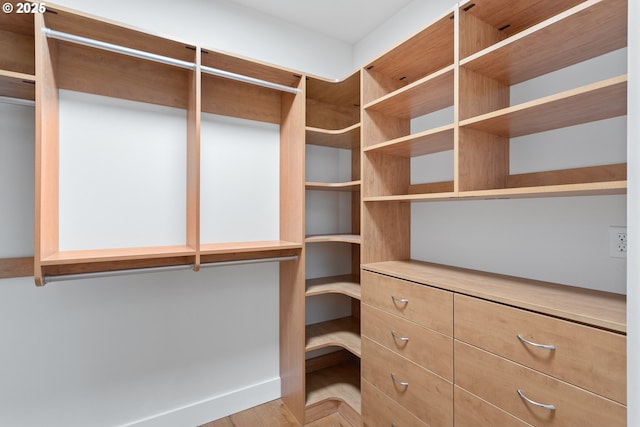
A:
361;303;453;381
454;386;533;427
361;270;453;335
362;379;429;427
454;294;626;404
362;337;453;426
455;341;626;427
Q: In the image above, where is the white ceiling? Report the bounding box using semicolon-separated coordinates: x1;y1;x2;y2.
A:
226;0;414;44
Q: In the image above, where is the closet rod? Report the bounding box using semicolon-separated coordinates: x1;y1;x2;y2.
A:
200;65;300;94
0;96;35;107
42;255;298;284
42;28;300;95
42;28;197;70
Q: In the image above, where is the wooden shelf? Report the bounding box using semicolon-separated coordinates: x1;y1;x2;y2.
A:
40;245;196;265
306;316;361;357
305;181;361;191
460;75;627;137
364;124;454;157
364;65;454;119
305;360;361;411
200;240;302;255
363;11;454;103
305;124;360;149
364;192;458;203
460;180;627;200
0;257;33;279
0;70;36;100
0;11;35;76
361;259;626;333
306;275;361;300
460;0;627;85
305;234;361;244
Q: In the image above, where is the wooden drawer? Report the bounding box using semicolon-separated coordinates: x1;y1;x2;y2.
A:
361;303;453;381
361;270;453;335
362;379;429;427
454;386;532;427
455;341;626;427
362;337;453;427
454;294;626;404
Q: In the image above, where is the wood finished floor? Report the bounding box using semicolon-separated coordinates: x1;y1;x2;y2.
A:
200;399;354;427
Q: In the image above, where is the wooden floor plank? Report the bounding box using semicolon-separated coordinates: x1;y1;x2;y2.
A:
200;399;354;427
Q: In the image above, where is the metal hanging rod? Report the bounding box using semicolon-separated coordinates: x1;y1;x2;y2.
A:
200;65;300;94
0;96;35;107
42;255;298;284
42;28;300;94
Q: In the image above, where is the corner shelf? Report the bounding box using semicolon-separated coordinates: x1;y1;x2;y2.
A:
305;181;361;191
306;124;360;149
305;234;361;245
306;316;361;357
306;275;361;300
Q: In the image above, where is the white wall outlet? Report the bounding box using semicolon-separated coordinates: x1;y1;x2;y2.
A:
609;226;627;258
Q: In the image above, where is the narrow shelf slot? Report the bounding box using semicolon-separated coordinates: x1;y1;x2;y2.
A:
306;181;361;191
364;124;454;157
306;275;361;300
305;356;361;412
305;124;361;149
460;0;627;85
305;234;361;244
306;316;361;357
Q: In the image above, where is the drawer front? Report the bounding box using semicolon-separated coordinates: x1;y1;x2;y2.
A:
454;386;532;427
455;341;626;427
362;337;453;427
362;303;453;381
362;379;429;427
454;294;626;404
362;270;453;335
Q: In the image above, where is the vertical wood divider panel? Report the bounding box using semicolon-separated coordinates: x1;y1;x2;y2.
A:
458;127;509;192
279;77;306;424
459;8;506;60
34;13;58;286
454;7;461;194
187;48;201;270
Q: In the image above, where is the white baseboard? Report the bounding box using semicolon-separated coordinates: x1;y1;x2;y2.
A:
120;377;281;427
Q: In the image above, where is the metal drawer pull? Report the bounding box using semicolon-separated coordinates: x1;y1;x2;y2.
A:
391;373;409;388
391;331;410;342
517;389;556;411
517;334;556;350
391;296;409;304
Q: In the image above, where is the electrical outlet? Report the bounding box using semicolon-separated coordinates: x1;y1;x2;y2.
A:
609;226;627;258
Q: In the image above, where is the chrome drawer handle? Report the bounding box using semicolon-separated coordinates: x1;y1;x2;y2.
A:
391;373;409;388
391;295;409;305
517;389;556;411
517;334;556;350
391;331;410;342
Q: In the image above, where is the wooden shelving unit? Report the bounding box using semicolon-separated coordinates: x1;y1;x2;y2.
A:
303;70;362;424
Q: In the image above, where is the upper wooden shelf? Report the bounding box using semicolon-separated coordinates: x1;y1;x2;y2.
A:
307;72;360;109
364;12;454;87
306;275;361;300
306;181;361;192
459;180;627;201
364;124;454;157
306;316;361;357
460;75;627;137
305;234;361;245
364;66;454;119
460;0;628;85
361;260;626;333
305;124;360;149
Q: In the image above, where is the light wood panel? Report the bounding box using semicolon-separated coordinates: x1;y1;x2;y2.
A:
0;257;33;279
459;66;509;120
454;386;533;427
455;341;626;427
361;260;626;332
460;76;627;137
40;245;196;265
461;0;627;84
0;28;35;75
364;124;454;157
361;201;410;264
187;49;201;270
408;181;455;195
305;316;361;356
458;127;508;192
305;275;361;300
306;72;360;131
0;72;35;100
305;234;360;244
507;164;627;188
305;359;361;413
361;380;429;427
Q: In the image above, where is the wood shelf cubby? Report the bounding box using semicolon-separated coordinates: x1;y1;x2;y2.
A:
305;316;361;357
306;275;361;300
305;124;360;149
0;9;35;101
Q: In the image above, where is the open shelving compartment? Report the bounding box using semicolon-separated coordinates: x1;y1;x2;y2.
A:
0;6;36;279
303;70;362;425
457;0;628;199
362;9;457;203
